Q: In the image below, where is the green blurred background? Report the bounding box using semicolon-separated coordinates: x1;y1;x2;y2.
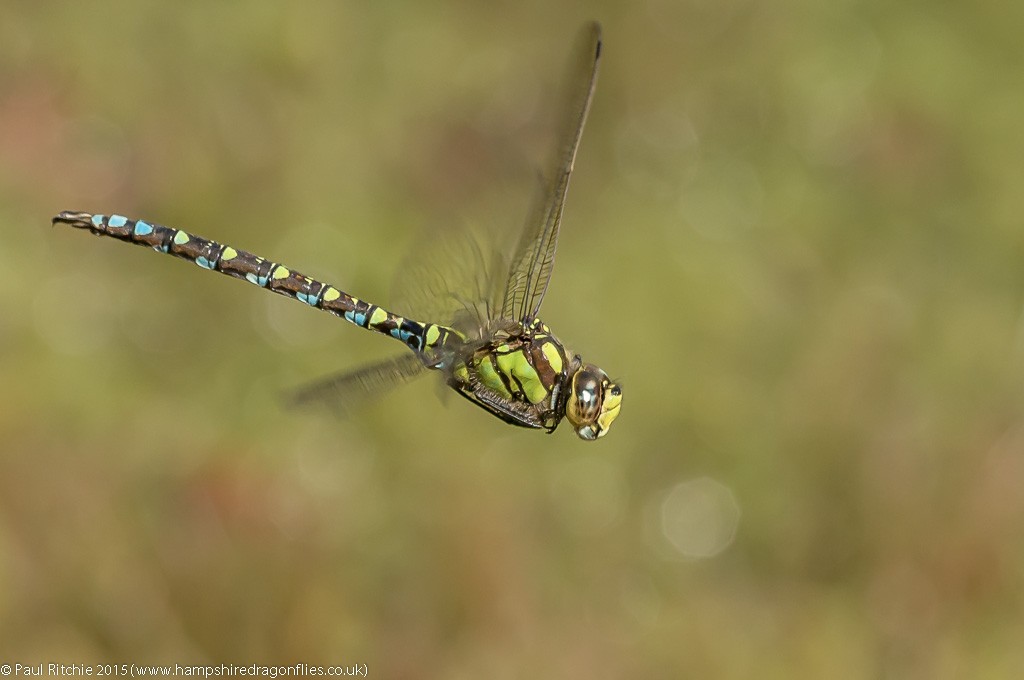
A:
3;1;1024;677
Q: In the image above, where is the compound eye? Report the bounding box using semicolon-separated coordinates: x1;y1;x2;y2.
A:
568;365;616;440
575;373;601;406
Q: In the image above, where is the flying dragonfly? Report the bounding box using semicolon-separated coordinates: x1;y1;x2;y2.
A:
52;21;621;439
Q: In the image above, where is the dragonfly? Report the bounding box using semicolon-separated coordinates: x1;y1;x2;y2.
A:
51;21;621;440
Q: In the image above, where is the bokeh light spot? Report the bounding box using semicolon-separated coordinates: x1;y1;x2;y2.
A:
660;476;740;559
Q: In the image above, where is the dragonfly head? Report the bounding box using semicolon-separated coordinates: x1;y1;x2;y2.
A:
566;363;622;440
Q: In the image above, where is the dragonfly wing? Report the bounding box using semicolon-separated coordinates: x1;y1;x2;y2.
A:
391;225;503;339
501;21;602;324
285;353;428;418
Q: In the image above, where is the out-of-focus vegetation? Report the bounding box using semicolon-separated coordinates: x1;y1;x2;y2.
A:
2;1;1024;677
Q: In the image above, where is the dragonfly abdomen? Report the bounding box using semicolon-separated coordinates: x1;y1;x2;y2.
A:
52;211;455;356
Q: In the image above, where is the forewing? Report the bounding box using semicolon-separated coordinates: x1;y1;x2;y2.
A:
501;21;601;324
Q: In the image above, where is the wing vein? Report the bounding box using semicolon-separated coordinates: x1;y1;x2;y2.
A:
501;21;602;324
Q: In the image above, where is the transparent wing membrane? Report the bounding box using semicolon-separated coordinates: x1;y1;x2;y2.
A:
390;224;505;339
286;353;428;418
309;24;603;421
501;21;601;325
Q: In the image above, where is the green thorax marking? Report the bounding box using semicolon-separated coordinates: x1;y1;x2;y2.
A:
456;319;573;418
475;354;514;400
495;346;548;404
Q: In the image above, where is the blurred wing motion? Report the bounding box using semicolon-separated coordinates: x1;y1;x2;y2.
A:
286;353;427;418
391;225;505;339
501;21;601;325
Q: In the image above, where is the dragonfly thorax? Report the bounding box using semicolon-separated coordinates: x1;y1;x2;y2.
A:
440;318;621;439
442;320;572;432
